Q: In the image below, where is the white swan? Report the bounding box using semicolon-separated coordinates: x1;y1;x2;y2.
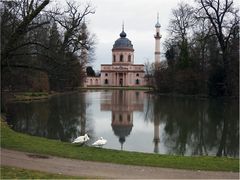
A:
92;137;107;147
72;134;89;144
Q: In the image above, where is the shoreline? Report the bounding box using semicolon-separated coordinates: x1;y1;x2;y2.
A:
2;87;239;103
1;118;239;172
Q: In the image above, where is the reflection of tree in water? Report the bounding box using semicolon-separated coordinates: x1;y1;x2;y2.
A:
208;100;239;157
6;101;50;137
145;95;239;157
6;92;92;142
47;93;90;142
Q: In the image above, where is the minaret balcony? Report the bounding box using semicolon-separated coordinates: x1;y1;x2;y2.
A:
154;34;162;39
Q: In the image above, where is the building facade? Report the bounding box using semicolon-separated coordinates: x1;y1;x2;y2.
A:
100;26;146;87
85;26;146;87
85;16;161;87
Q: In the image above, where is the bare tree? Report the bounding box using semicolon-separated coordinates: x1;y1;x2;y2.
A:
1;0;50;62
168;2;196;69
169;2;195;42
197;0;239;95
1;0;96;92
53;1;95;54
144;60;155;90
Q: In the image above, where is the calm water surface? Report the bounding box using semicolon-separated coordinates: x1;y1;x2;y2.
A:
6;90;239;157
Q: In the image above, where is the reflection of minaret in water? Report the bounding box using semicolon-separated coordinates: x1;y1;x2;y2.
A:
153;117;160;153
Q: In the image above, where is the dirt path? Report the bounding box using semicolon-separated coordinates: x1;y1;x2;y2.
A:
1;148;239;179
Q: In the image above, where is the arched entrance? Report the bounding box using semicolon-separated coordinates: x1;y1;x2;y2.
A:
119;78;123;86
119;73;123;86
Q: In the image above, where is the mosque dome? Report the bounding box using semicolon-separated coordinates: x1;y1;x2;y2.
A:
112;28;133;50
112;124;133;139
111;124;133;149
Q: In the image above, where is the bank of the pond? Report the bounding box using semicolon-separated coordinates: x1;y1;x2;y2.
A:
4;88;239;103
1;91;53;103
13;92;50;101
1;118;238;172
146;91;239;101
2;91;78;103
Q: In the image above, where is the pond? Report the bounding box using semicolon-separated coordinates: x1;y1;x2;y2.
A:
6;90;239;157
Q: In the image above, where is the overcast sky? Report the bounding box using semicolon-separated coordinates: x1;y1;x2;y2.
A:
77;0;195;70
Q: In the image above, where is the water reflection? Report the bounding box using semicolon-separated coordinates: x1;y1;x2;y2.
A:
145;95;239;157
100;90;144;150
5;90;239;157
6;93;91;142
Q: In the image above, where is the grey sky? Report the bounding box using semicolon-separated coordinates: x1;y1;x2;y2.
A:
87;0;186;70
58;0;195;70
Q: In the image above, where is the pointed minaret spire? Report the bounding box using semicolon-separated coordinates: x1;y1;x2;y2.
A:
155;12;161;28
120;21;127;38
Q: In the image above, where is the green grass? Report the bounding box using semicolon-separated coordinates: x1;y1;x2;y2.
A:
13;92;50;101
0;166;85;179
1;119;239;172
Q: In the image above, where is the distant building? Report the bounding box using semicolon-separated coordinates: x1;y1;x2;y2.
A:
85;25;145;87
85;16;161;87
100;24;145;87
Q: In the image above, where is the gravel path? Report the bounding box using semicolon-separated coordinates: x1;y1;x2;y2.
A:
1;148;239;179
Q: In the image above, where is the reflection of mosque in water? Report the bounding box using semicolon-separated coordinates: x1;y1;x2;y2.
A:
101;90;161;152
101;90;144;149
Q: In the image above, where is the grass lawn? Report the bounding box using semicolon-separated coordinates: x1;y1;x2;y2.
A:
0;166;84;179
1;118;239;172
12;92;50;101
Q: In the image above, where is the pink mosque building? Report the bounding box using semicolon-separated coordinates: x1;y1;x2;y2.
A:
100;25;145;87
85;16;161;87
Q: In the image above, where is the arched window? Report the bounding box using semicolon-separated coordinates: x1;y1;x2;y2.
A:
127;114;131;122
136;79;140;85
119;114;122;122
120;54;123;62
113;55;116;62
128;54;131;62
105;79;108;84
136;73;139;77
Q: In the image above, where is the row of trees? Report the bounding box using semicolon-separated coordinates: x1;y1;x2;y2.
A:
1;0;95;92
155;0;239;97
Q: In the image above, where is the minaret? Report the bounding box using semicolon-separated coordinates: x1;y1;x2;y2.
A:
154;13;161;66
